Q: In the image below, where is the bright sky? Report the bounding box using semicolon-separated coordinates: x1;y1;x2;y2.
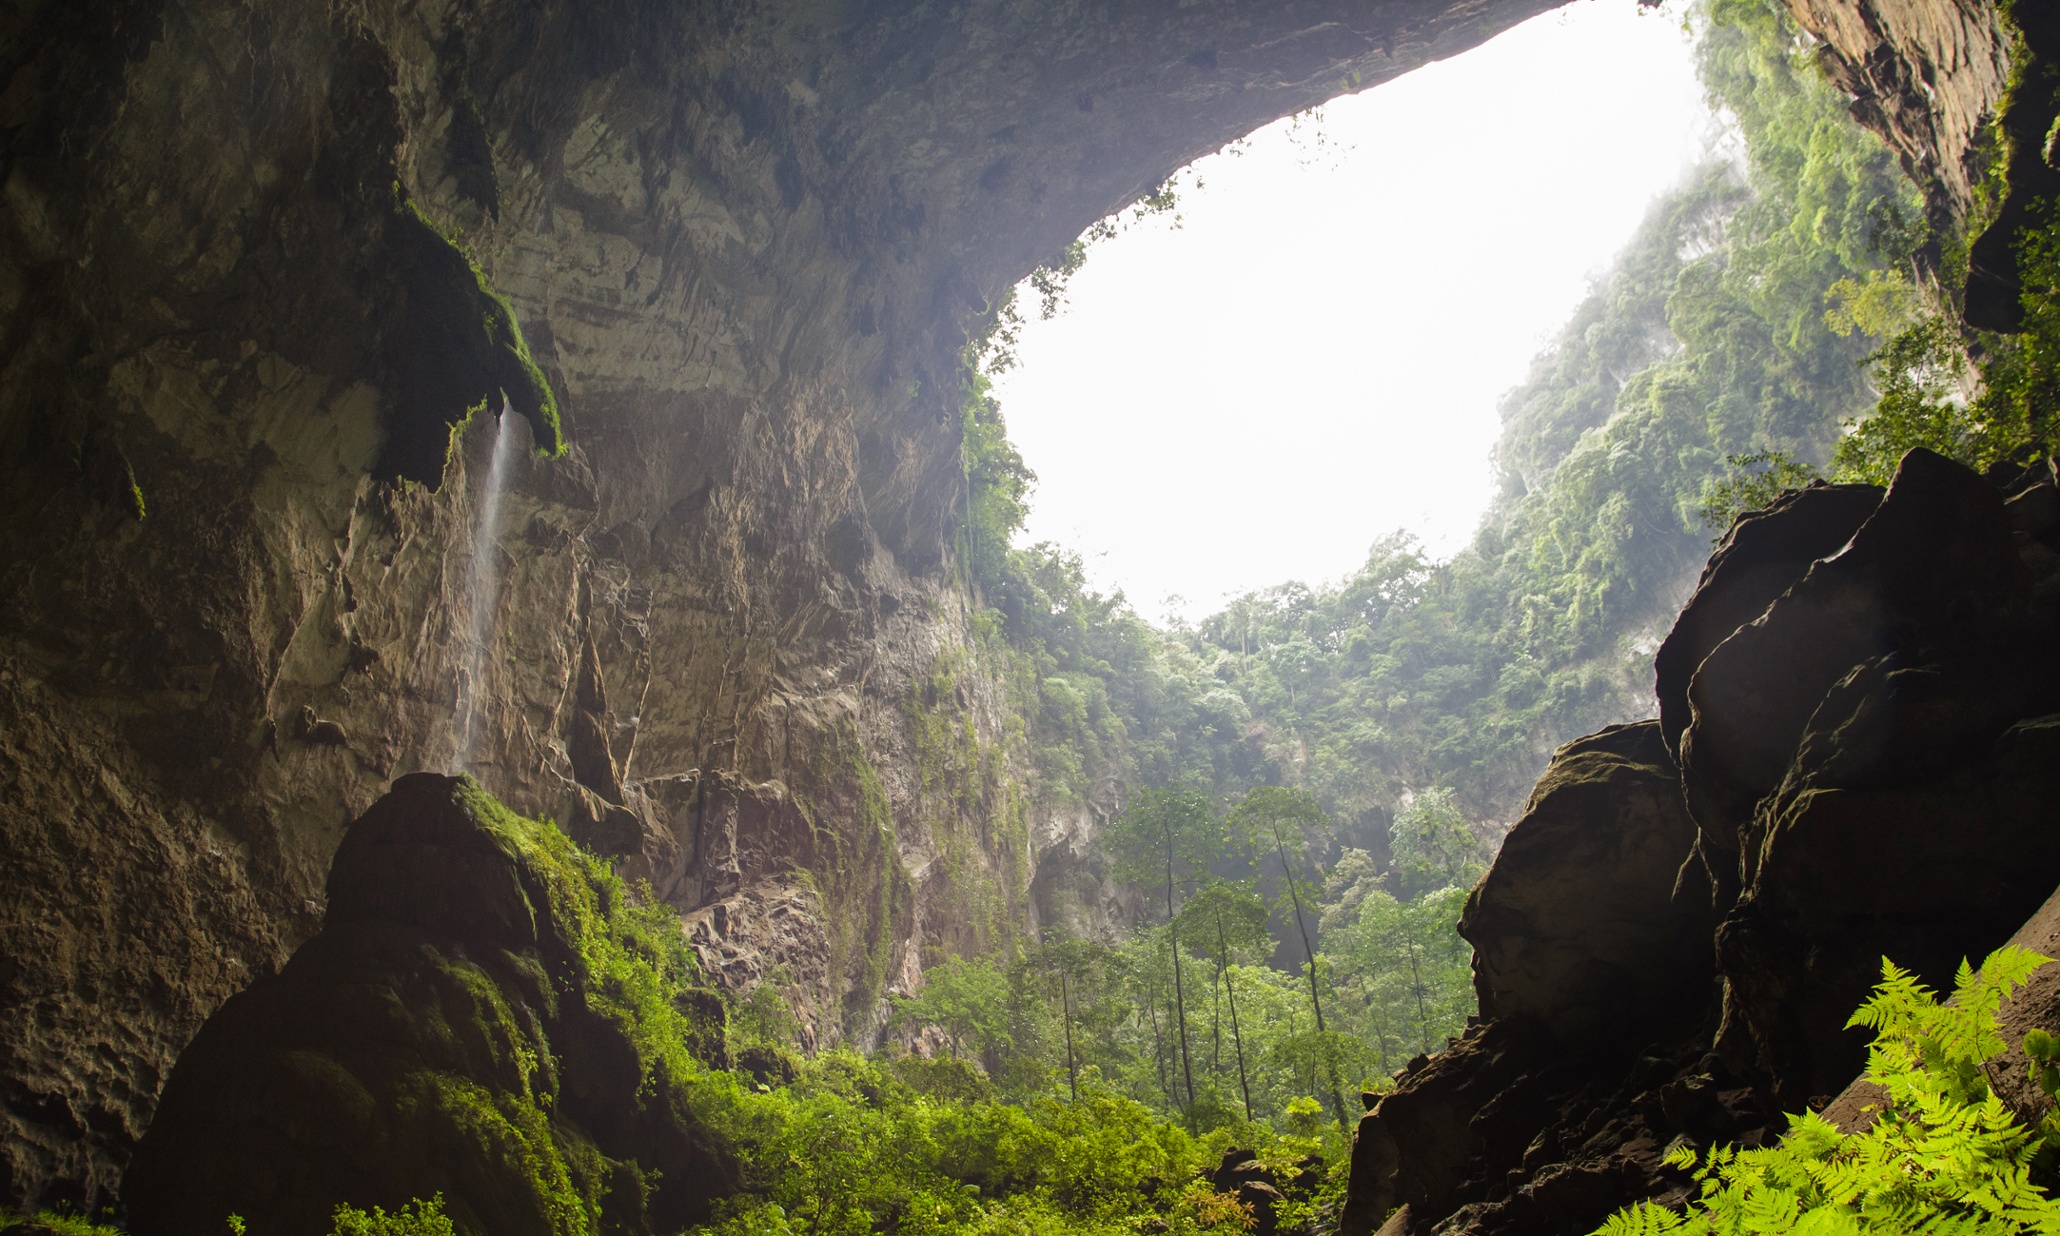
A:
990;0;1717;622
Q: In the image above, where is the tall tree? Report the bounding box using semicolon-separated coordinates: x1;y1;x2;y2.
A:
1107;784;1215;1111
1229;785;1348;1126
1024;938;1106;1102
1176;880;1269;1120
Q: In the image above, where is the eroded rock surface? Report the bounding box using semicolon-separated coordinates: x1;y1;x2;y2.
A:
1344;451;2060;1236
1461;721;1714;1046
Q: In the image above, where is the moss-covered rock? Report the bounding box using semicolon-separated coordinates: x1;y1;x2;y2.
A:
377;193;564;484
124;774;732;1236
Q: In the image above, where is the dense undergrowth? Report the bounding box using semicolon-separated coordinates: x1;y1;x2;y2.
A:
686;1055;1343;1236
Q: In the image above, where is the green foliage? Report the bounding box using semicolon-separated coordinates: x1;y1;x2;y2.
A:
1697;450;1824;534
1107;786;1219;913
1594;947;2060;1236
1386;789;1482;896
683;1052;1325;1236
1830;316;1982;483
962;374;1036;590
892;956;1016;1063
1831;194;2060;484
732;971;805;1052
1327;882;1475;1065
0;1213;122;1236
327;1196;458;1236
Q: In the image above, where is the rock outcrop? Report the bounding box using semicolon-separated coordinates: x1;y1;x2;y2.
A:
0;0;1568;1205
1343;450;2060;1236
123;773;732;1236
1781;0;2013;263
1781;0;2058;329
1461;721;1715;1047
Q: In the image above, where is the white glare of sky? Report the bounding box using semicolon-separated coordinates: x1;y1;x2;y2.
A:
988;0;1716;623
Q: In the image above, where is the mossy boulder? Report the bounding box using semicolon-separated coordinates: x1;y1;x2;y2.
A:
124;774;733;1236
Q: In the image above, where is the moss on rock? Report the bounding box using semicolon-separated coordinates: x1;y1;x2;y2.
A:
124;774;732;1236
377;192;564;484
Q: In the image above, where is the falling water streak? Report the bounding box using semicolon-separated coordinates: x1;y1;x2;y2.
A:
458;403;519;770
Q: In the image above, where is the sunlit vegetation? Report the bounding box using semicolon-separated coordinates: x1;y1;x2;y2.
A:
1597;948;2060;1236
936;0;1931;1153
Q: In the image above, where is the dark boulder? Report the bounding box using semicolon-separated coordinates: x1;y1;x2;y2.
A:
1679;449;2025;877
1461;721;1716;1045
1344;451;2060;1236
124;774;733;1236
1715;713;2060;1105
1654;483;1882;762
1345;1018;1558;1233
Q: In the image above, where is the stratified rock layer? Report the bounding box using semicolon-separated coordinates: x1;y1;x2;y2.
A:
124;773;732;1236
1344;450;2060;1236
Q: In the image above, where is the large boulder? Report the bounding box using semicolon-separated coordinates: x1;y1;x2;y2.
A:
1678;449;2027;877
123;774;733;1236
1460;722;1715;1045
1653;483;1882;762
1714;713;2060;1105
1346;453;2060;1236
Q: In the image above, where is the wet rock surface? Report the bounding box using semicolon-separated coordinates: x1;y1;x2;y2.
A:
1344;451;2060;1236
123;773;732;1236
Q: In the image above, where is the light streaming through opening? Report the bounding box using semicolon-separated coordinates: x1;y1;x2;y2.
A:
990;0;1717;621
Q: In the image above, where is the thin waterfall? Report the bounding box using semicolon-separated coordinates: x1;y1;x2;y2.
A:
458;402;519;769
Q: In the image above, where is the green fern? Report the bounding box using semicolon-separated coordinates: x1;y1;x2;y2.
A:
1594;947;2060;1236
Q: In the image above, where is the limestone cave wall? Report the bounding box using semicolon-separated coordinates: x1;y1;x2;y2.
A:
0;0;1566;1209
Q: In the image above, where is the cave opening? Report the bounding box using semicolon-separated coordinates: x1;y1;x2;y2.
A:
987;0;1711;619
4;0;2055;1227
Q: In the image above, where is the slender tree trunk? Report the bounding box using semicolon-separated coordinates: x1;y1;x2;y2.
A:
1273;825;1326;1033
1408;943;1431;1053
1219;916;1253;1121
1170;926;1195;1110
1144;983;1170;1103
1061;970;1078;1102
1210;952;1222;1071
1273;822;1348;1128
1165;825;1195;1110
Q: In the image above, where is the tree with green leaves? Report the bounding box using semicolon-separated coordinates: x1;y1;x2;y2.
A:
892;955;1014;1064
1175;880;1270;1120
1022;938;1111;1103
1105;785;1217;1111
1228;785;1347;1126
1387;788;1484;897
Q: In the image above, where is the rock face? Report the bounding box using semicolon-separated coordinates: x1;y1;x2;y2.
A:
1781;0;2012;256
1343;450;2060;1236
1461;721;1714;1046
123;773;732;1236
0;0;1572;1208
1781;0;2058;329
